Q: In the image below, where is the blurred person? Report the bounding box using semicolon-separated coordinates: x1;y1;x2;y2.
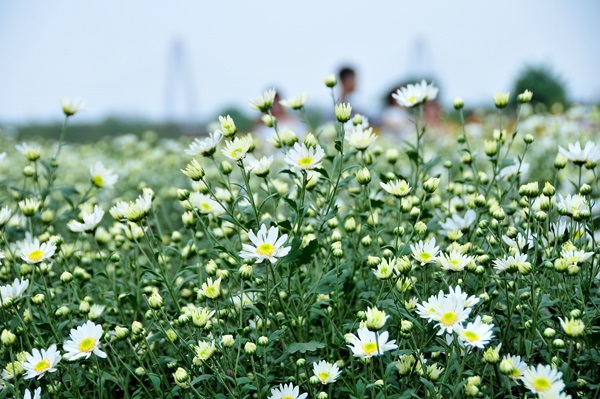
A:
338;66;357;103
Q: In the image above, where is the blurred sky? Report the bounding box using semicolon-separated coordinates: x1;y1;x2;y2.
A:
1;0;599;123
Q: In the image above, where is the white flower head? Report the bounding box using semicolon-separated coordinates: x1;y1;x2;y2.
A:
455;316;495;349
410;238;440;265
312;360;341;384
0;206;13;226
346;327;398;359
345;126;377;150
18;237;56;264
68;205;104;233
280;93;307;110
90;161;118;189
186;192;225;216
186;131;223;157
438;250;474;272
284;142;326;173
558;141;600;165
250;89;277;112
23;387;42;399
239;224;291;264
221;136;252;161
267;383;308;399
380;179;411;198
521;364;565;397
392;80;438;107
0;278;30;306
246;155;274;177
23;344;61;379
63;320;107;361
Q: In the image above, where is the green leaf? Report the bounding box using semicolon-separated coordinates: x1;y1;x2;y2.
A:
285;341;326;354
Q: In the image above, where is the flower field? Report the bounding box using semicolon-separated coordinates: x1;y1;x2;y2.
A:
0;80;599;399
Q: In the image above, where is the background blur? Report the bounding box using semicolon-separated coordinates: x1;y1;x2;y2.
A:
1;0;599;130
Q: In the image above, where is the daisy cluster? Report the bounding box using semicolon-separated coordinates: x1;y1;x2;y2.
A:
0;81;598;399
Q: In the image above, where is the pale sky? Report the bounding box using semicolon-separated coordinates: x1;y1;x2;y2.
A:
1;1;599;123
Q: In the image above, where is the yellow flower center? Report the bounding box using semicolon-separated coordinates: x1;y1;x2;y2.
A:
28;249;44;262
92;174;104;187
510;368;521;378
34;359;51;372
298;157;313;167
201;202;212;210
440;311;458;326
283;396;294;399
362;341;378;355
318;371;331;382
256;243;275;257
79;337;96;352
419;252;431;262
231;147;244;158
449;259;460;268
463;330;479;342
408;96;416;103
533;377;551;391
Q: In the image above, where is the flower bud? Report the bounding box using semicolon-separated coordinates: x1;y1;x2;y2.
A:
115;326;129;340
517;90;533;104
355;167;371;185
221;161;233;175
258;336;269;346
324;74;337;88
523;134;534;144
148;292;163;309
221;334;235;348
554;154;568;169
453;97;464;110
334;103;352;123
423;177;440;193
580;184;592;195
173;367;190;388
493;92;510;109
304;132;318;148
31;293;45;304
244;341;257;354
1;329;16;346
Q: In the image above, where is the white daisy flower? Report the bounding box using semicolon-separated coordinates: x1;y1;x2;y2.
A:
501;354;529;380
380;179;412;198
371;257;396;279
284;142;326;173
416;289;472;335
312;360;341;385
556;193;589;218
280;93;307;110
345;126;377;150
68;205;104;233
499;160;530;180
454;316;495;349
109;190;153;222
23;387;42;399
88;304;106;320
18;237;56;264
186;131;223;157
410;238;440;266
200;277;222;299
186;192;225;216
346;327;397;359
90;161;118;189
239;224;291;264
439;209;476;236
250;89;277;112
438;250;474;272
267;383;308;399
23;344;61;379
221;136;252;161
15;142;41;161
246;155;274;177
218;115;237;136
0;206;13;226
560;249;594;264
63;320;107;361
493;252;529;273
0;277;30;306
558;141;600;165
392;80;438;107
446;285;480;308
521;364;565;397
195;339;217;361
